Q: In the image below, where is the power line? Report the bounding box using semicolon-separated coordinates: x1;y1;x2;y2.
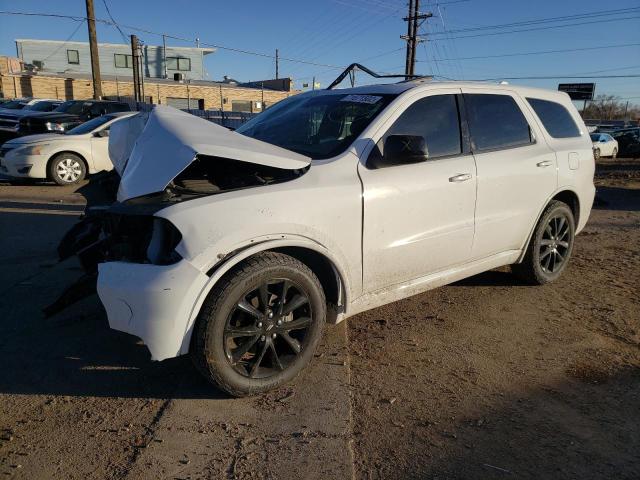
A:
471;74;640;81
427;6;640;36
0;10;347;70
416;42;640;62
41;19;86;63
431;15;640;41
100;0;128;43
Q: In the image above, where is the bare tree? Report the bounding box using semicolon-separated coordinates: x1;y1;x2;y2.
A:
583;95;640;120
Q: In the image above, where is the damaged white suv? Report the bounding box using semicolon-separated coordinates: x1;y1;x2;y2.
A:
53;81;595;396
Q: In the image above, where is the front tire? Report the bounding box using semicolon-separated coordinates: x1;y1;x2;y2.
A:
49;153;86;185
191;252;327;397
512;200;575;285
611;147;618;159
593;148;600;161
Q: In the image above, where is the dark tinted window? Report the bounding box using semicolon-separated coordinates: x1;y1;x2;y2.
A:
527;98;581;138
108;103;130;113
383;94;462;159
66;115;116;135
465;94;532;151
55;101;89;115
25;101;60;112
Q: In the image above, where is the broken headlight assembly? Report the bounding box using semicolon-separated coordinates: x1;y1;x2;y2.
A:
145;217;183;265
102;212;182;266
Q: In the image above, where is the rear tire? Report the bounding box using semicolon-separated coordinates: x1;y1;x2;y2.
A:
512;200;575;285
48;153;86;185
593;148;600;161
191;252;326;397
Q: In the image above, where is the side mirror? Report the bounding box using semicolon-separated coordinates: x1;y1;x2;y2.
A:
94;129;109;138
383;135;429;166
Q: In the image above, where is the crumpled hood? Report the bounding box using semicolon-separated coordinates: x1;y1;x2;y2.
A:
110;105;311;202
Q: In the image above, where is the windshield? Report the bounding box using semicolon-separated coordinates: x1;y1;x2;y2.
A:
54;101;88;115
590;134;599;141
66;115;115;135
236;93;396;159
1;100;27;110
26;101;60;112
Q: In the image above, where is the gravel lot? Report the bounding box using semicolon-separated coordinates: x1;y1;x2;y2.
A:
0;159;638;479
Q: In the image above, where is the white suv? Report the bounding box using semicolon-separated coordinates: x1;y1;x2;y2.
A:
57;81;595;396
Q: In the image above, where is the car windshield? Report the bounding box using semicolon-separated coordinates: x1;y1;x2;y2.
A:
26;101;59;112
54;101;88;115
1;100;27;110
590;134;600;141
236;92;396;159
66;115;116;135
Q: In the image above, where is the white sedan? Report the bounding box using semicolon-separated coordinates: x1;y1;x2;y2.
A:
590;132;618;159
0;112;135;184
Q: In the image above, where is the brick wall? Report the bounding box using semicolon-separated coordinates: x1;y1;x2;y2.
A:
0;73;296;110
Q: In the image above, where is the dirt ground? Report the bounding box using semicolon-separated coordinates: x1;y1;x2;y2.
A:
0;159;638;479
349;158;640;479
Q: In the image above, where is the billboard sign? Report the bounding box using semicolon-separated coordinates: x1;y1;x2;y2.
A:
558;83;595;101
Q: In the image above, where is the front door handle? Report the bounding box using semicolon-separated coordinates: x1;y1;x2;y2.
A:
449;173;472;182
537;160;553;168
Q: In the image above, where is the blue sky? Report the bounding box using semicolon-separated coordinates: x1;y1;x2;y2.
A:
0;0;638;104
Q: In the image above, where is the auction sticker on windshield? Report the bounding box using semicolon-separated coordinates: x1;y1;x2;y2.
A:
341;94;383;104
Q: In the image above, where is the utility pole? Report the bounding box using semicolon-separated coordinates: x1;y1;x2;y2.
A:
275;49;279;79
85;0;103;99
162;34;168;79
401;0;432;77
130;34;142;105
402;0;414;76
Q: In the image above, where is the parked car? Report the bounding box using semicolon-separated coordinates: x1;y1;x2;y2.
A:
610;127;640;158
0;112;135;184
0;98;35;111
590;132;618;159
14;99;130;137
0;99;62;134
55;83;595;396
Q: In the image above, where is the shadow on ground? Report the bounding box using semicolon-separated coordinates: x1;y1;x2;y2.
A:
0;294;227;400
594;186;640;212
354;365;640;479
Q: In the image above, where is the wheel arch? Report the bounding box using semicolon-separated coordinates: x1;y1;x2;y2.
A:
178;238;350;356
46;150;89;180
516;188;580;263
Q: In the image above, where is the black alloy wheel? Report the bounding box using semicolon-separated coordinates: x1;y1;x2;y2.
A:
224;279;313;379
191;252;326;397
512;200;575;285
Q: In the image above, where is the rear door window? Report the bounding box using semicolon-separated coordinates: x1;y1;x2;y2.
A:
464;93;533;151
527;98;581;138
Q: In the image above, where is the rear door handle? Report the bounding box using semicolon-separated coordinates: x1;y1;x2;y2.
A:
537;160;553;168
449;173;472;182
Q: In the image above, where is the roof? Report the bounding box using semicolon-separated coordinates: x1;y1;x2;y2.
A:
308;79;571;101
15;38;215;55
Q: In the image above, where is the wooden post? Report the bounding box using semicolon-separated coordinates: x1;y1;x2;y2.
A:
85;0;103;99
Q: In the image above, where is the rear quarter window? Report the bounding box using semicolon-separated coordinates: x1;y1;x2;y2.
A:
526;98;581;138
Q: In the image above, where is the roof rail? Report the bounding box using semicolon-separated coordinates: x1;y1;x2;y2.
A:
326;63;424;90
